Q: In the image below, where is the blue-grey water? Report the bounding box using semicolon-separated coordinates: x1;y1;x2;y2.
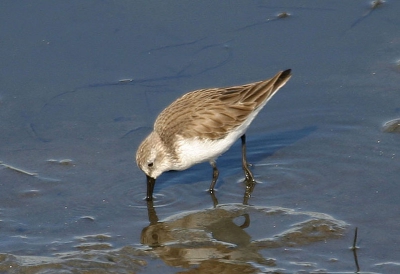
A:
1;1;399;273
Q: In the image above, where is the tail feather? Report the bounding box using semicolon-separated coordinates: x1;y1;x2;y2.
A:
243;69;292;108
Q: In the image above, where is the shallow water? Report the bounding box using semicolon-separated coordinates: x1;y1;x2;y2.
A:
1;1;400;273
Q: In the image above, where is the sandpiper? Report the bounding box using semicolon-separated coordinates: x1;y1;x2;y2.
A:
136;69;292;201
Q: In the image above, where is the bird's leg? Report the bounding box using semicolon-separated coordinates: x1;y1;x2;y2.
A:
209;160;219;193
209;190;219;208
243;180;256;205
241;134;255;182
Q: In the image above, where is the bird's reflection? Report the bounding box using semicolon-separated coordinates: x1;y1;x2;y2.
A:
209;177;256;207
143;185;253;250
140;184;348;271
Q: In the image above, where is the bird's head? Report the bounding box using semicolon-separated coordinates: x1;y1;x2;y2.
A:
136;132;172;200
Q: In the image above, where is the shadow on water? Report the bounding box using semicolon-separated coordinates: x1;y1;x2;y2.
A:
151;126;317;196
247;126;317;161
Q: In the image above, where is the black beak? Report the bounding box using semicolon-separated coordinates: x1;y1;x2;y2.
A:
146;175;156;201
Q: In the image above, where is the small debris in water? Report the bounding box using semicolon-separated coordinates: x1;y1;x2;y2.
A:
19;189;41;198
382;118;400;133
59;159;73;165
267;12;290;22
80;216;96;221
394;60;400;71
371;0;384;10
118;78;133;83
47;159;74;166
0;162;38;176
277;12;290;19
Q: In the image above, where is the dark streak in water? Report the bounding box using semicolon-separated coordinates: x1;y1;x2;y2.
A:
28;123;51;143
35;38;234;141
145;36;208;54
41;39;234;112
121;126;150;139
235;12;291;31
21;112;51;142
258;5;336;11
190;39;234;75
350;0;385;29
40;74;191;112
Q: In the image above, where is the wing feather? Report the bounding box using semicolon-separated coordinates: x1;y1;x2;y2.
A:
154;70;291;142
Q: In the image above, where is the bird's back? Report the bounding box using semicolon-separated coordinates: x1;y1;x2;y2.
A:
154;69;292;143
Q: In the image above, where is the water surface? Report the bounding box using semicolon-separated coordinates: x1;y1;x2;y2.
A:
1;1;399;273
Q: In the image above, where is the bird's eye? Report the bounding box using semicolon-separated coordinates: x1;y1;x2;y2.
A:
148;162;154;167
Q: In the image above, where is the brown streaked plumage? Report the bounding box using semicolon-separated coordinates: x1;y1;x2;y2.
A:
136;69;292;201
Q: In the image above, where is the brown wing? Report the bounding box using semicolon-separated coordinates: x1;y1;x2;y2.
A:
154;69;292;141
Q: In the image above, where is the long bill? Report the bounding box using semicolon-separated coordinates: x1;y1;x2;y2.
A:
146;175;156;201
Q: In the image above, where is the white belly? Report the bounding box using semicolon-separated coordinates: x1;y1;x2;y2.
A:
173;106;264;170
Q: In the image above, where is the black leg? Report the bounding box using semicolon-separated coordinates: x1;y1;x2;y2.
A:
209;160;219;193
243;180;256;205
209;190;219;208
241;134;255;182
